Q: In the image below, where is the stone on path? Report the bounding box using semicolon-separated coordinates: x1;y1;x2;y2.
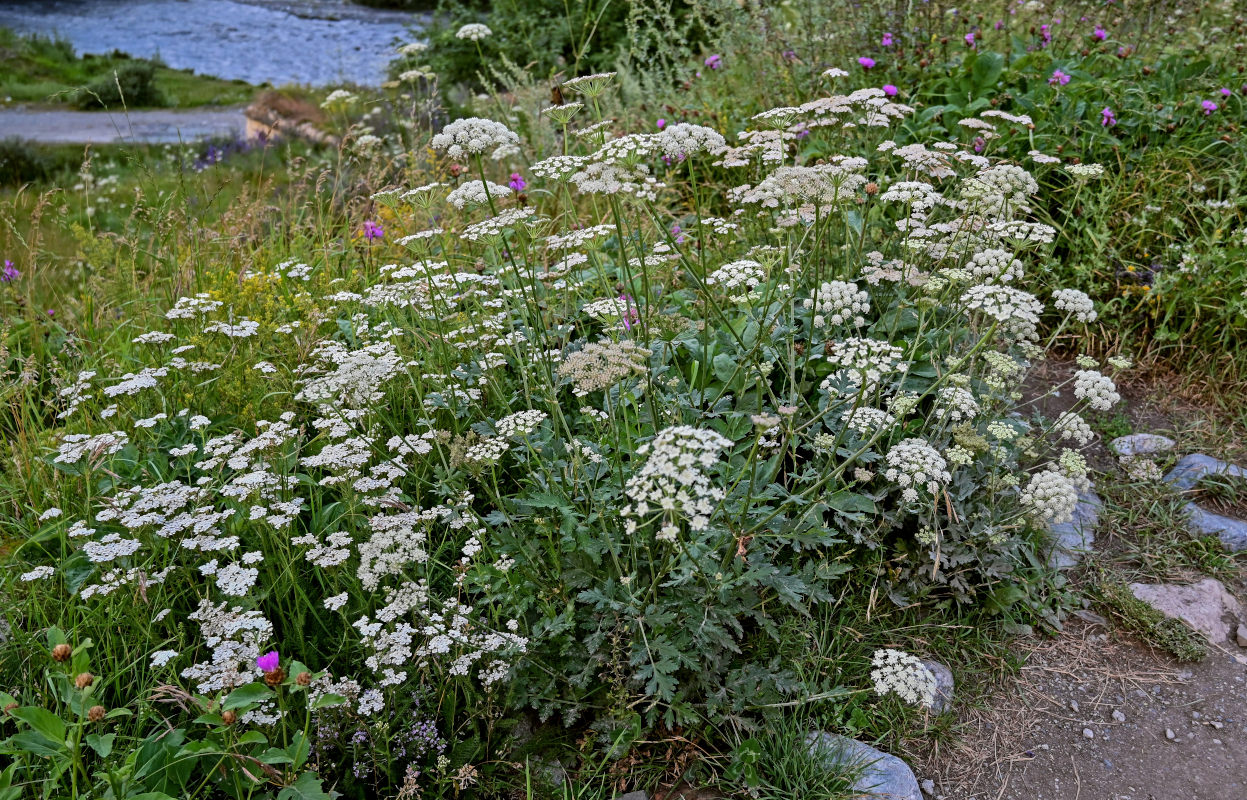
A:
613;793;648;800
807;732;921;800
1128;578;1242;643
1164;453;1247;491
1182;502;1247;552
1111;433;1176;457
1046;489;1102;568
921;660;954;714
1237;624;1247;648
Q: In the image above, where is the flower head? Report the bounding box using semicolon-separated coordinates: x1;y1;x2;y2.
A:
1201;100;1218;116
881;32;893;47
1;260;18;283
256;650;279;672
1100;106;1117;127
704;54;722;70
455;23;492;41
363;220;383;241
1092;25;1107;41
882;84;898;97
858;56;876;69
508;172;527;192
1049;69;1070;86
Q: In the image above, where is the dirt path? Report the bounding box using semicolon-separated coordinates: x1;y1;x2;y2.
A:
0;106;249;144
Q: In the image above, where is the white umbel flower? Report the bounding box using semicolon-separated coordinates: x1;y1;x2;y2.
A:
885;438;951;503
455;23;492;41
1021;469;1079;524
1072;370;1120;411
871;648;937;708
431;117;518;161
1052;288;1097;323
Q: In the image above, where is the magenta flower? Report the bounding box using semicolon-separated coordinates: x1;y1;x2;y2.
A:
1220;88;1232;97
882;84;898;97
1040;24;1051;45
881;32;893;47
994;20;1004;31
704;54;722;70
363;220;383;241
508;172;527;191
672;224;684;244
656;118;666;130
618;294;639;332
965;32;976;47
1100;106;1117;127
857;56;876;69
1201;100;1218;115
257;651;279;671
1;260;18;283
1049;69;1071;86
1093;26;1107;41
973;136;986;153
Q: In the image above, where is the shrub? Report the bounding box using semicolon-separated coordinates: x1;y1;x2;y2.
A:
73;60;164;109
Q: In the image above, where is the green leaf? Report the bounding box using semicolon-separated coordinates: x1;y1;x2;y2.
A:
971;51;1005;92
8;731;65;758
223;683;274;711
85;732;115;758
11;707;67;743
309;692;347;710
277;771;332;800
825;490;876;515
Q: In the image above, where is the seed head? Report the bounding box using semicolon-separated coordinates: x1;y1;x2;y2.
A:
88;705;106;723
75;672;95;689
295;671;312;686
263;668;286;687
52;644;72;662
222;710;238;725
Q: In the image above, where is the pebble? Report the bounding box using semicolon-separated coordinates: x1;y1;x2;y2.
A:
1070;700;1080;712
1165;728;1176;740
1082;728;1094;739
1112;710;1126;723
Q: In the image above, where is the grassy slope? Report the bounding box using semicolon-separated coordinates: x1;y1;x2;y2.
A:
0;27;256;108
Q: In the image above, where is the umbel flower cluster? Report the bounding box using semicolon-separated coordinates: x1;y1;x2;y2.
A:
9;65;1124;794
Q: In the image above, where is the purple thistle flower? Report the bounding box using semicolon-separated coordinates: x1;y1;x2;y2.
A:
857;56;876;69
1220;87;1232;97
882;84;898;97
1049;69;1071;86
1201;100;1218;115
965;32;976;47
363;220;384;241
1100;106;1117;127
672;224;684;244
508;172;527;191
656;118;666;130
1093;26;1107;41
881;32;894;47
704;54;721;70
1;260;19;283
256;650;279;671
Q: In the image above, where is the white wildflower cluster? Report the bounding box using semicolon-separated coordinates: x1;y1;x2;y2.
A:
934;386;979;422
54;431;130;465
960;284;1044;340
464;437;510;465
295;340;403;416
496;410;547;438
622;426;732;541
821;337;905;393
1052;288;1098;323
1066;163;1105;180
885;438;951;503
447;180;512;210
1072;370;1120;411
56;370;96;419
706;259;766;297
413;599;527;687
1020;469;1079;524
455;23;492;41
840;406;895;435
1052;411;1095;446
960;163;1039;216
654;123;726;158
871;649;937;708
964;249;1024;284
181;599;273;693
804;280;869;328
431;117;517;161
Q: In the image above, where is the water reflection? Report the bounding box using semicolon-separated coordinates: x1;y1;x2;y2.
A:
0;0;426;86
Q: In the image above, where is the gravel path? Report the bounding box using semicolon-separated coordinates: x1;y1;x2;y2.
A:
0;106;249;144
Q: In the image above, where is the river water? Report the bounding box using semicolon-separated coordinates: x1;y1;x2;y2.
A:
0;0;427;86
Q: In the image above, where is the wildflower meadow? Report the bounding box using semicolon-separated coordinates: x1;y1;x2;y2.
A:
1;1;1245;798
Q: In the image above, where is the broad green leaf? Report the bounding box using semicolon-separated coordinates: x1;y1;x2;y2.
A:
277;771;332;800
11;707;66;743
85;732;115;757
222;683;274;710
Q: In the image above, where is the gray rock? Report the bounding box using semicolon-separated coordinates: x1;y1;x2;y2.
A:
1237;624;1247;648
920;778;936;795
1164;453;1247;491
1046;489;1102;568
1128;578;1241;643
1182;502;1247;552
613;793;648;800
921;660;954;714
806;732;921;800
1111;433;1176;457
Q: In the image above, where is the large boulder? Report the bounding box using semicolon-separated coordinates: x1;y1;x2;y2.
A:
806;732;921;800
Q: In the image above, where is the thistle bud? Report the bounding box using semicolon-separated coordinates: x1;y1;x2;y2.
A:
52;644;72;662
295;671;312;686
864;182;879;196
75;672;95;689
88;705;106;723
222;710;238;725
263;668;286;687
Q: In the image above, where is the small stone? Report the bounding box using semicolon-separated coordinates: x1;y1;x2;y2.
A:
1192;711;1202;720
1165;453;1247;491
1082;728;1094;739
1165;728;1176;740
1111;433;1176;457
1214;738;1223;745
1070;700;1080;712
1112;710;1126;723
1128;578;1240;643
807;733;921;800
612;793;648;800
921;660;955;713
921;779;936;795
1238;625;1247;648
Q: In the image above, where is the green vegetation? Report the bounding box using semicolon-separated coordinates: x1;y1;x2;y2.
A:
0;1;1244;798
0;27;256;109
